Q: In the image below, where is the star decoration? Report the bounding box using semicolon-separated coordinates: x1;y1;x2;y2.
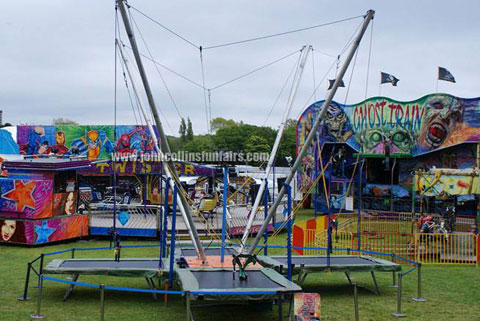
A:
1;180;36;212
35;221;56;244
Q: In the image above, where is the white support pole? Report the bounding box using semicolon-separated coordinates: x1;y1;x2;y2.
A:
247;10;375;255
239;46;311;253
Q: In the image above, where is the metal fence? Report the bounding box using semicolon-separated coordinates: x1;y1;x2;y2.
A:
226;201;287;236
311;230;413;259
88;203;161;235
294;213;479;265
414;232;478;265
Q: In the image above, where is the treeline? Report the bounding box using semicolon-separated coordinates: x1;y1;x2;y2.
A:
168;117;297;167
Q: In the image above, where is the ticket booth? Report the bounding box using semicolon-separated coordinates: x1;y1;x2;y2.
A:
0;158;90;245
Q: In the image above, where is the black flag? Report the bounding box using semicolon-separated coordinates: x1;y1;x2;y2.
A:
438;67;456;83
380;72;399;86
328;79;345;90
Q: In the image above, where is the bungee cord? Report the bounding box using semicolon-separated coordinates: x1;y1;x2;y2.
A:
202;15;365;50
209;49;303;91
129;11;184;120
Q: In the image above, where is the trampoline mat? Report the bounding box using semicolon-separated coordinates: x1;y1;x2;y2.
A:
190;270;282;290
59;259;162;269
180;247;237;257
271;256;379;266
44;258;169;278
257;255;401;273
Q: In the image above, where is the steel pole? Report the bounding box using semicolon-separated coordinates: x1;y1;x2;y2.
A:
18;262;32;301
116;0;206;262
412;264;426;302
248;10;375;254
286;184;293;281
357;159;363;250
221;166;228;263
353;283;359;321
391;273;407;318
169;186;178;288
239;46;311;252
30;276;45;319
100;284;105;321
264;179;269;256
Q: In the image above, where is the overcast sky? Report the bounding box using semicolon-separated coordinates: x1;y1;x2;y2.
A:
1;0;479;135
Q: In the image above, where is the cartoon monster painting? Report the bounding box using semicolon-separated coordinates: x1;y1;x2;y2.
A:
358;127;414;154
418;95;464;151
322;102;353;142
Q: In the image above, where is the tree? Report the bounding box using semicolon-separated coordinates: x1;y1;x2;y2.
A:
186;118;194;141
213;124;247;151
179;118;186;142
183;135;215;153
52;118;78;125
244;135;270;154
0;122;12;128
244;135;271;165
210;117;236;133
213;122;275;151
167;136;182;152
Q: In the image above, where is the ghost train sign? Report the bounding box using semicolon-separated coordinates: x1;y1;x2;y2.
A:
297;93;480;156
352;100;424;132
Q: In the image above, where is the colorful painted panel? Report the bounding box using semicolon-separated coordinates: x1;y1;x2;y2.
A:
297;94;480;157
294;293;321;321
0;215;89;245
17;125;155;160
398;144;476;187
415;170;480;196
0;178;53;218
296;94;480;193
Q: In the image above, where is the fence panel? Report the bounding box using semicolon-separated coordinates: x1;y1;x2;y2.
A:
415;232;478;265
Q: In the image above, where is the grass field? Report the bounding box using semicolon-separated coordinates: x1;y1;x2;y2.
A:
1;236;479;321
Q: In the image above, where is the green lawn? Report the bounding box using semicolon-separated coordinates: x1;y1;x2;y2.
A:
1;236;479;321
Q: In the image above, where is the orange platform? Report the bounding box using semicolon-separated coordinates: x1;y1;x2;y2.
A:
186;255;263;270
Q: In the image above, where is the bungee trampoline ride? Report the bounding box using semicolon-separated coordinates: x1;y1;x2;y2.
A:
16;2;428;320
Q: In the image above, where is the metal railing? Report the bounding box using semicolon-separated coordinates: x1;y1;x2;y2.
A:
414;232;478;265
88;203;161;231
226;202;287;236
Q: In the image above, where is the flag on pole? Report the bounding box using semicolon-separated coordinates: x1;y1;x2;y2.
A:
327;79;345;90
380;72;399;86
438;67;456;83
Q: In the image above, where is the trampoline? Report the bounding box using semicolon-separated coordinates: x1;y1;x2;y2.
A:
44;258;169;300
175;267;302;321
257;255;401;294
175;268;300;296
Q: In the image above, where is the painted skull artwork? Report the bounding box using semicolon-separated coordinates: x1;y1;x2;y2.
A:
357;127;414;154
322;102;354;142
